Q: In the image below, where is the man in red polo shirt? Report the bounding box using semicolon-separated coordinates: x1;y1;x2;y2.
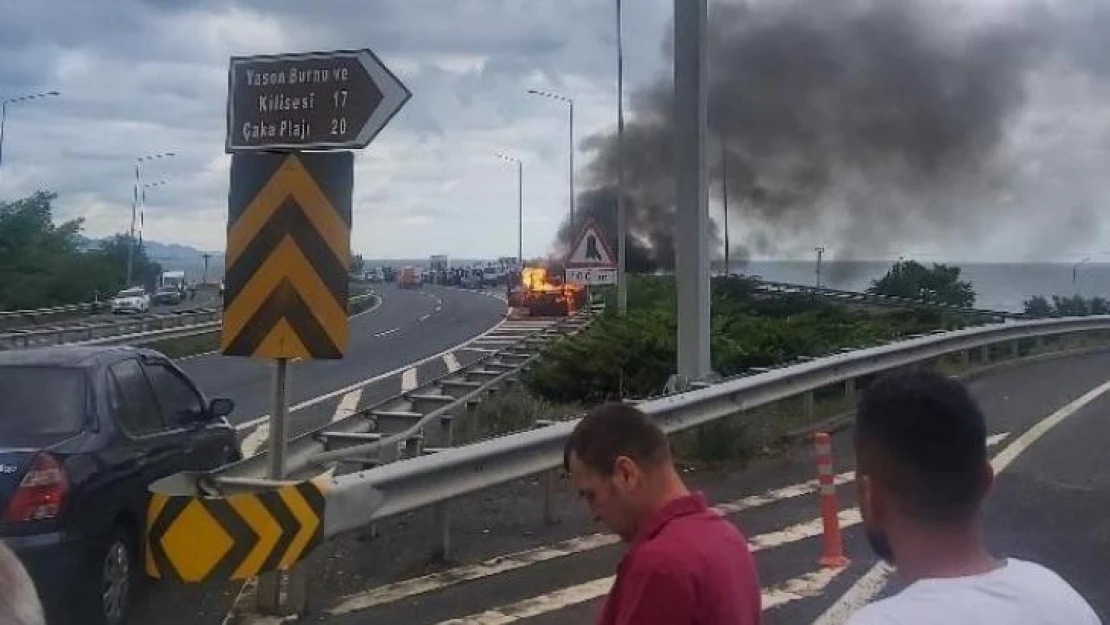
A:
564;403;762;625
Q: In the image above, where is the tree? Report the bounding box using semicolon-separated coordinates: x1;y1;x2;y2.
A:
867;260;976;308
1024;295;1052;317
0;191;161;309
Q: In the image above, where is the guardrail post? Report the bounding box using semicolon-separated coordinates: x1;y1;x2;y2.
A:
432;502;452;563
803;391;815;424
844;378;856;403
961;349;970;369
980;345;990;365
1011;340;1019;359
534;420;559;525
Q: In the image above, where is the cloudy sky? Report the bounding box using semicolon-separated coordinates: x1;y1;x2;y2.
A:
1;0;1110;263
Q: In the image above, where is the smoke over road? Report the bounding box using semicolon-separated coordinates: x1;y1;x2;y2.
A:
556;0;1099;269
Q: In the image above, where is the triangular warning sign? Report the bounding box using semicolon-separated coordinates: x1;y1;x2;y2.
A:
565;220;616;268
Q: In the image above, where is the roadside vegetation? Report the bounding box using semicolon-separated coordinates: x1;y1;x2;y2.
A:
0;191;164;310
1024;294;1110;317
522;272;973;404
500;267;980;466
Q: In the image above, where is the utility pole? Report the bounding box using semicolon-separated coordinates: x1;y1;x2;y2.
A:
202;253;212;285
722;137;729;276
815;246;825;288
616;0;628;315
496;153;524;268
673;0;711;379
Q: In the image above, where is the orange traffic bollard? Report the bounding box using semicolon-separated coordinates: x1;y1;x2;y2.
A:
814;432;849;568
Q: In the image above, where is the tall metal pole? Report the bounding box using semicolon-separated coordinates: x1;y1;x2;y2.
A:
258;357;291;611
569;99;575;224
0;101;8;168
674;0;711;379
722;138;729;276
126;162;140;285
616;0;628;315
815;246;825;288
518;160;524;267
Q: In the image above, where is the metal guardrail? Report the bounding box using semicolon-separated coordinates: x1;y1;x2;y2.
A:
0;300;107;330
314;312;1110;531
0;309;222;350
0;293;378;350
203;304;600;492
754;279;1027;320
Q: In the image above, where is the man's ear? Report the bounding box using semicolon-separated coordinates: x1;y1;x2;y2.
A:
980;461;995;498
612;456;640;491
860;474;884;525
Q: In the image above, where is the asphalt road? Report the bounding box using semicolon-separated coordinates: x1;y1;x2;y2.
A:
247;349;1110;625
129;284;510;625
180;284;507;429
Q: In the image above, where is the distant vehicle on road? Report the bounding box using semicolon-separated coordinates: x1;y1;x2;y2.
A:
397;265;422;289
110;287;150;314
0;346;240;625
151;285;182;306
158;270;185;290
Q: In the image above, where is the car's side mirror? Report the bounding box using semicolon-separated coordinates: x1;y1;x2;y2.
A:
208;398;235;419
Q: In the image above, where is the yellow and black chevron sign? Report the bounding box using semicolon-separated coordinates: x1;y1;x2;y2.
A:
222;151;353;359
145;478;327;582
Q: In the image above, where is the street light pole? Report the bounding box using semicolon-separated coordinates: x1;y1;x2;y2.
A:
0;91;60;167
127;152;176;285
526;90;575;225
496;153;524;268
139;179;170;248
616;0;628;315
815;246;825;288
721;137;729;276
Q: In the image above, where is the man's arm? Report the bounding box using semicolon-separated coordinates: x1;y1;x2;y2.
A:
611;564;696;625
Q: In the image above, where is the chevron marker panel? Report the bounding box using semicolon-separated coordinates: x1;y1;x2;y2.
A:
222;151;353;359
145;478;328;582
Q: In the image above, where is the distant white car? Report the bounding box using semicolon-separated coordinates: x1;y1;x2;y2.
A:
111;287;151;314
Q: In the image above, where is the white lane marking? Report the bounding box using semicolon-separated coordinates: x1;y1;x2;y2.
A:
985;432;1009;448
327;472;855;616
374;328;400;338
435;306;442;312
419;313;431;322
402;368;418;392
429;566;848;625
444;352;461;372
350;293;383;319
324;433;1008;616
334;388;364;421
763;567;849;610
813;380;1110;625
239;422;270;457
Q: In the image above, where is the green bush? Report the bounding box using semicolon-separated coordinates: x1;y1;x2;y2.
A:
525;275;972;402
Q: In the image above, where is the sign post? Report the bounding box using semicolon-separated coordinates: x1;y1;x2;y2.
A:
222;47;409;616
564;220;618;314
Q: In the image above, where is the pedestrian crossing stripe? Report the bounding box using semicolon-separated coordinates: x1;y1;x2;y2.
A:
145;477;328;582
221;151;353;359
565;219;616;268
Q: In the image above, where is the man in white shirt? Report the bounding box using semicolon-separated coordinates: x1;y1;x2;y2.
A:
847;371;1101;625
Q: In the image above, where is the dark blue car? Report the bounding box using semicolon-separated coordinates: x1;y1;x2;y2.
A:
0;346;241;625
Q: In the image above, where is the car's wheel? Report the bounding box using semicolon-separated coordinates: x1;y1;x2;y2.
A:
89;526;136;625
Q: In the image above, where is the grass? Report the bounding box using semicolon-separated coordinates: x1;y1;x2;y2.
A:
452;384;584;445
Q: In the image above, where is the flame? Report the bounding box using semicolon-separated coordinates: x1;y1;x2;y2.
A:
513;265;585;316
522;267;560;292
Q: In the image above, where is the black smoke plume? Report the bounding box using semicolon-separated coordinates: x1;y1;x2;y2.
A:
556;0;1068;268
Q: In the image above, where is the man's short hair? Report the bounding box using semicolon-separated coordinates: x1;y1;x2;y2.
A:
855;370;989;525
0;541;44;625
564;403;671;475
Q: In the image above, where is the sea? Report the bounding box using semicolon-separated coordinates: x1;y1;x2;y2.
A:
359;258;1110;314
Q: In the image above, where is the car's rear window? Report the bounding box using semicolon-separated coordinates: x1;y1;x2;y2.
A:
0;367;87;441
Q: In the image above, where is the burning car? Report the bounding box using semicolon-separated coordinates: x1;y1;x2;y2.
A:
509;266;585;317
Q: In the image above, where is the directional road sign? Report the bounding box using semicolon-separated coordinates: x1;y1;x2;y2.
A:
221;152;352;359
226;48;411;153
566;266;617;286
146;477;327;582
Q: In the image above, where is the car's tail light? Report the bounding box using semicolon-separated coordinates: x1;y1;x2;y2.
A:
3;453;69;523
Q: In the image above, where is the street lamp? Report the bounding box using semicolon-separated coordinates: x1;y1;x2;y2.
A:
815;246;825;288
526;89;575;225
1073;256;1091;290
0;91;60;167
128;152;177;285
616;0;628;314
139;179;171;247
495;152;524;267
